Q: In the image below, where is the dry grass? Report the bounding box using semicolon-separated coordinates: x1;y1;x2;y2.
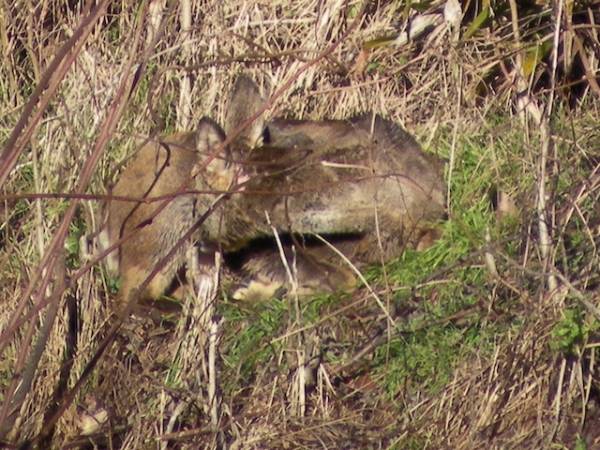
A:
1;0;599;449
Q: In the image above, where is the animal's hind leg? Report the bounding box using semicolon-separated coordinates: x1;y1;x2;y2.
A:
116;263;178;317
348;223;442;266
231;244;357;301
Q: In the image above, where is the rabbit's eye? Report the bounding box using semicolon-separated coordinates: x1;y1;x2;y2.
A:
223;151;234;169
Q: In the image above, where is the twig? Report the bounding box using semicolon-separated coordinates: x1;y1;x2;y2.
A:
0;0;175;355
265;211;307;417
537;0;565;295
0;0;107;188
4;2;157;444
208;320;221;435
177;0;193;129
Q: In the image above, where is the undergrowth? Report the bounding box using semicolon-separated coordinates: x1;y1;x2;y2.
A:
1;1;599;449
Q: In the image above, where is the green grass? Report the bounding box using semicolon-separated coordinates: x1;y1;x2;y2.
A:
213;121;527;400
218;290;345;393
368;125;524;396
219;298;288;389
208;109;596;422
365;121;535;398
550;306;599;357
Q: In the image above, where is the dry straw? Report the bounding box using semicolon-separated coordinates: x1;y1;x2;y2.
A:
0;0;599;448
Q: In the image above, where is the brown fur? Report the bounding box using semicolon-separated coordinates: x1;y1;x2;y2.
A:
231;244;357;301
99;76;268;314
225;114;446;255
221;107;446;300
99;118;240;314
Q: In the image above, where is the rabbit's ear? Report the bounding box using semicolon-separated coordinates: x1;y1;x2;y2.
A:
195;117;242;191
195;117;226;155
225;74;267;150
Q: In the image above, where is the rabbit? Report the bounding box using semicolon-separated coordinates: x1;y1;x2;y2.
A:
99;74;446;310
218;77;446;300
98;116;252;315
